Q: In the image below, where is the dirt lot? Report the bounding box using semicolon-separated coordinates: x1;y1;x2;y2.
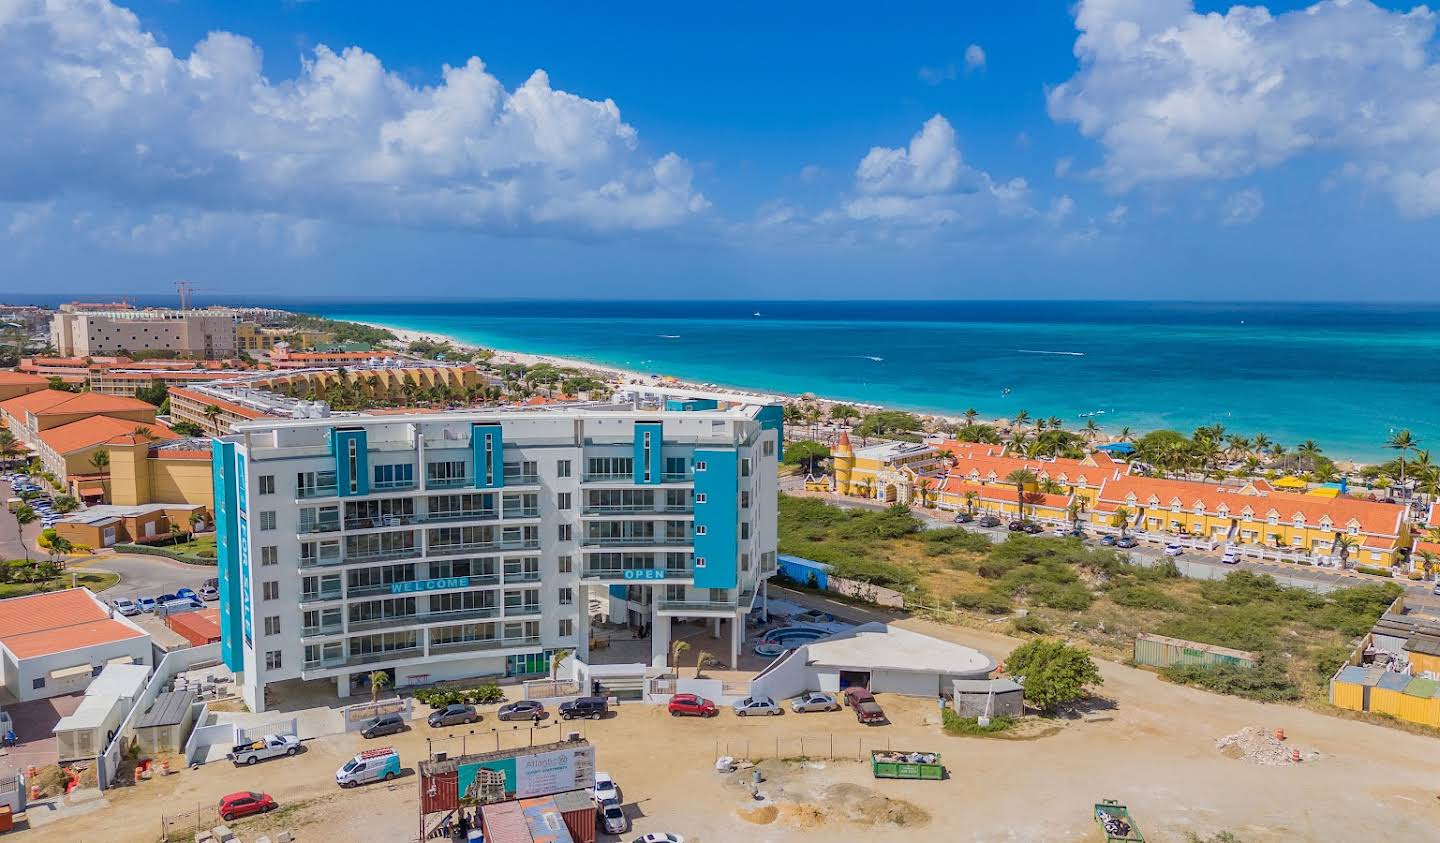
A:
23;614;1440;843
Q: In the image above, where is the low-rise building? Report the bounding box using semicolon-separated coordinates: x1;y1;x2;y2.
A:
237;323;334;353
0;588;153;703
0;371;49;403
934;477;1075;523
54;502;208;548
0;389;158;451
53;662;151;762
34;415;177;491
750;622;995;700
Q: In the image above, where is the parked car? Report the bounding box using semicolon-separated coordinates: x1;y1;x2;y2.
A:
733;696;781;717
496;700;545;721
335;747;400;788
843;687;887;724
631;835;684;843
427;704;480;728
1115;536;1139;549
1163;543;1184;557
112;598;140;616
155;592;178;605
1052;525;1070;537
666;693;718;718
599;799;628;834
199;585;219;601
1007;520;1027;532
592;771;619;804
977;515;1002;528
1432;582;1440;597
559;696;608;720
1022;521;1044;534
360;713;407;739
218;791;276;823
227;734;300;766
176;587;198;601
1100;535;1118;546
1221;549;1240;564
952;512;974;523
137;596;158;613
791;692;840;713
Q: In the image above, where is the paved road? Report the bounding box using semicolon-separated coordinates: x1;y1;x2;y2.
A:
789;488;1440;602
0;478;49;560
77;553;215;602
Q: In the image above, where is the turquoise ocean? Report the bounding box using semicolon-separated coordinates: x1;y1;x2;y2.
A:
305;299;1440;462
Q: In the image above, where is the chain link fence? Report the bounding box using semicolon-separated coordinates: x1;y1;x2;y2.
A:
713;733;909;763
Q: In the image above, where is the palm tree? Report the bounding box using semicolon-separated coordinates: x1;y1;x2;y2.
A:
669;639;690;671
963;491;979;517
693;649;713;679
803;404;822;439
1117;426;1134;443
962;409;979;427
1066;498;1086;531
915;478;933;509
1005;468;1036;522
1252;433;1272;456
1332;535;1357;569
550;648;570;683
88;448;110;500
1047;416;1063;431
1419;551;1437;582
1013;409;1030;430
829;404;859;427
1083;419;1099;442
367;670;391;703
202;404;223;432
1113;505;1133;539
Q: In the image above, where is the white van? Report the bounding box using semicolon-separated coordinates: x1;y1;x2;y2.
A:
336;747;400;788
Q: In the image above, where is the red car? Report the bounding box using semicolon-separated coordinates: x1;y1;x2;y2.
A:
218;791;276;822
667;693;719;717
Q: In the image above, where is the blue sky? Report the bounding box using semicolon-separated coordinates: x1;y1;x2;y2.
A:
1;0;1437;300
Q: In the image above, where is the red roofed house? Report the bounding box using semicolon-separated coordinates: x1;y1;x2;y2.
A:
0;370;50;403
0;588;152;702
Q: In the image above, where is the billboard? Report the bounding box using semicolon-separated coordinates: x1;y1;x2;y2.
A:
456;744;595;805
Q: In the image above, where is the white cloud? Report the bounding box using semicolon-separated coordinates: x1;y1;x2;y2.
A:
965;44;987;71
1105;204;1129;226
918;63;958;85
1048;0;1440;216
1220;188;1264;226
855;116;969;197
0;0;706;237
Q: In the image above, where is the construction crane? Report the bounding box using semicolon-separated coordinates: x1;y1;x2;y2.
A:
175;280;207;311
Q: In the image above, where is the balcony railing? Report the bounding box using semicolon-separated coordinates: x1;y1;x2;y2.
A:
581;504;693;516
297;485;338;500
348;606;500;633
502;473;541;485
299;588;343;604
372;479;416;491
340;646;424;668
428;538;540;555
344;515;418;531
657;599;737;613
430;635;540;655
301;622;343;637
581;535;691;548
503;570;541;584
346;573;499;599
427;477;471;489
661;472;693;483
422;510;497;524
344;545;420;564
298;551;343;569
503;603;542;617
298;520;342;535
502;508;540;519
582;472;634;483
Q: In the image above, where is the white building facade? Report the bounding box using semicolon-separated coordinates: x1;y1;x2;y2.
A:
213;403;781;712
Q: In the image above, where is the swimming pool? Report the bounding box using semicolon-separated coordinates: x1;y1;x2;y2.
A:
752;626;831;657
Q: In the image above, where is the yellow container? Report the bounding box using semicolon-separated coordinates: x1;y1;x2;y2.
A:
1330;680;1364;711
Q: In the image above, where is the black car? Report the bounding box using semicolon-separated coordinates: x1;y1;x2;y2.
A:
497;700;545;722
360;713;407;739
952;512;974;524
427;703;481;728
559;696;608;720
1022;522;1044;534
1115;536;1139;548
1007;520;1026;532
977;515;1002;528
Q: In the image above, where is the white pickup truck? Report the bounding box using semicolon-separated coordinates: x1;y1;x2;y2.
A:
227;734;300;766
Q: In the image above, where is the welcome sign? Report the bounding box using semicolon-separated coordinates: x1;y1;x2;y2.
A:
390;576;469;594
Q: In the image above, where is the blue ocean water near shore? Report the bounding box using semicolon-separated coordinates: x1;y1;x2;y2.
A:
300;299;1439;462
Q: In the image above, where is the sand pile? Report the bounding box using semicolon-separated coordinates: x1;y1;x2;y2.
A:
1216;726;1320;766
822;782;930;828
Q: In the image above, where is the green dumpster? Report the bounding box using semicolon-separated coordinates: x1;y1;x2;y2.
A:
870;750;943;780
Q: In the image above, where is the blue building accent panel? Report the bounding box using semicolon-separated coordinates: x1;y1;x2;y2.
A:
692;448;738;590
754;404;784;460
330;428;370;497
471;423;504;488
664;398;718;412
211;440;244;672
608;584;628;600
633;422;664;485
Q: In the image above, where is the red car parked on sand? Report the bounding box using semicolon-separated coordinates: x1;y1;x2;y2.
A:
667;693;719;717
219;791;276;822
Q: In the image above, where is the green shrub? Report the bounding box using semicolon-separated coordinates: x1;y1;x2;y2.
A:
941;708;1017;735
952;590;1013;614
1160;655;1299;702
1108;585;1180;611
1011;615;1048;634
1309;582;1402;636
923;527;993;553
1354;565;1393;578
1005;638;1102;712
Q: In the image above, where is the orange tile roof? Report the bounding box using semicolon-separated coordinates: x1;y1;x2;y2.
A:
1428;504;1439;529
1095;474;1406;537
0;371;48;385
32;392;156;416
942;449;1123;488
0;388;80;417
1414;541;1440;557
38;415;177;455
0;588;146;659
1361;534;1398;549
937;476;1074;510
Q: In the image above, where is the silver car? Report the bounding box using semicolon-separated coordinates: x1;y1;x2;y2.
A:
790;692;839;713
732;696;781;716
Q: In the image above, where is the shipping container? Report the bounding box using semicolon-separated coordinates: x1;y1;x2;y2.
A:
551;789;596;843
419;769;458;815
1330;679;1364;711
1133;634;1257;671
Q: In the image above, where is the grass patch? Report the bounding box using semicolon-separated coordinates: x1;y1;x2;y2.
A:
0;571;118;598
165;534;217;558
941;708;1017;735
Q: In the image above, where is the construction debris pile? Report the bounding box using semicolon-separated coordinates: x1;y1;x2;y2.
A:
1216;726;1321;766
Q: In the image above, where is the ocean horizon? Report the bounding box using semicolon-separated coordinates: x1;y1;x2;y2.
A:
272;299;1434;463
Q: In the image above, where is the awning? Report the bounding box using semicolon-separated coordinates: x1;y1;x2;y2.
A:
49;664;93;680
106;655;136;665
1273;476;1307;489
79;485;104;496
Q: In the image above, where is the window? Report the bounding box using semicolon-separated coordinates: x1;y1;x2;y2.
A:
741;522;751;540
373;463;414;489
740;490;751;509
558;587;574;605
695;556;707;568
696;525;708;536
264;616;281;636
665;584;686;601
261;546;279;566
258;475;275;495
741;458;751;477
347;439;360;494
558;555;573;574
558;524;572;541
265;650;283;670
262;581;280;600
559;618;574;637
741;552;750;571
695;460;708;472
695;493;707;504
32;677;45;690
665;456;687;477
427;460;468;484
556;459;572;478
586;457;633;478
641;431;653;483
762;440;775;457
557;492;571;511
259;511;277;531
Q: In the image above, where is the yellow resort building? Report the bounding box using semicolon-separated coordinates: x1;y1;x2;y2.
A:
934;476;1076;523
932;440;1127;504
1090;474;1411;566
831;433;945;502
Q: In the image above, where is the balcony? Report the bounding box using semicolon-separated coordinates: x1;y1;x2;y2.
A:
581;534;692;548
422;509;497;524
348;606;499;633
346;574;499;599
501;507;541;519
581;504;693;517
428;538;540;556
582;472;633;483
430;635;539;655
341;646;424;668
299;588;343;604
503;603;542;617
297;520;342;536
502;473;540;486
298;551;343;569
344;545;420;564
657;599;737;614
503;570;541;584
661;472;693;483
427;477;471;490
344;515;418;531
301;621;343;638
372;479;416;492
297;485;339;500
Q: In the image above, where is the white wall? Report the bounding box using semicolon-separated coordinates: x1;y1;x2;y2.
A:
870;668;942;698
10;635;153;703
396;654;505;686
747;646;812;701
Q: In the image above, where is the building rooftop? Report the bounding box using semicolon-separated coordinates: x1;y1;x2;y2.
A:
952;678;1024;694
37;415;176;455
59;502;204;527
136;689;196;729
802;622;996;676
853;441;939;461
0;588;148;660
0;371;48;386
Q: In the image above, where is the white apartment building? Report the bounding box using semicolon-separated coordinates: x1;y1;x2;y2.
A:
51;309;239;358
212;402;782;712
